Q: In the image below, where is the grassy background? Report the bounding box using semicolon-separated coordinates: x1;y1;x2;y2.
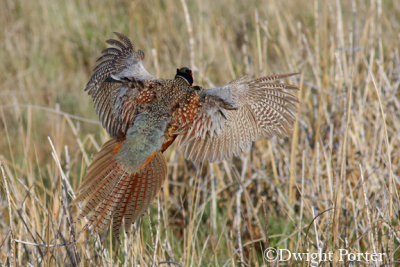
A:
1;0;400;266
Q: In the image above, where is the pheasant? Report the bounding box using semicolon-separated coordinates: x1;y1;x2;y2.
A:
74;32;299;240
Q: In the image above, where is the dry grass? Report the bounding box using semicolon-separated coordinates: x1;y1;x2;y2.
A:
1;0;400;266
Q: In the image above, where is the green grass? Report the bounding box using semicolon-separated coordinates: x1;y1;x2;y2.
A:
1;0;400;266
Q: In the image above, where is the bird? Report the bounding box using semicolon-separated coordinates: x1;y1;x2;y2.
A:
74;32;299;240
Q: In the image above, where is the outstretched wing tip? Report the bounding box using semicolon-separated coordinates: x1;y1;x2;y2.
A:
112;31;126;38
84;32;154;137
276;71;301;77
287;71;301;76
178;72;299;163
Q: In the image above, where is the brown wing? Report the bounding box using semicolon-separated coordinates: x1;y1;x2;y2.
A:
85;32;154;137
177;73;299;163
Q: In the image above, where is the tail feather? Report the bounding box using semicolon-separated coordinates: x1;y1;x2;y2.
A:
74;138;121;197
74;138;167;239
122;152;167;230
88;171;129;235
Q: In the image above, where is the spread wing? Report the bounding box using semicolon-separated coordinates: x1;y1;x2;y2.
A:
85;32;154;137
177;73;299;163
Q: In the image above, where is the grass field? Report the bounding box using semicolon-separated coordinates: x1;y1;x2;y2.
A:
1;0;400;266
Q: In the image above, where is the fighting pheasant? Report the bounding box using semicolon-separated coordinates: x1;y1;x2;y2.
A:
74;32;299;239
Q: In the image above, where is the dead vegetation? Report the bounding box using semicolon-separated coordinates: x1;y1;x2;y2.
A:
1;0;399;266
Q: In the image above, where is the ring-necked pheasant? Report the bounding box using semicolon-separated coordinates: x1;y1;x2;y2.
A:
74;32;299;240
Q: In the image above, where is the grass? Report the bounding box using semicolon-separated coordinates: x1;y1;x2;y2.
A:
1;0;400;266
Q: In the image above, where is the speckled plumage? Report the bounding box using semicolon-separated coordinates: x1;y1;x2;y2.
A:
75;32;299;240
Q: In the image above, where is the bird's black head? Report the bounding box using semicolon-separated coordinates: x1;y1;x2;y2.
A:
175;67;193;85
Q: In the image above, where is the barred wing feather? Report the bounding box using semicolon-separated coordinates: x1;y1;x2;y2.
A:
85;32;154;137
178;73;299;164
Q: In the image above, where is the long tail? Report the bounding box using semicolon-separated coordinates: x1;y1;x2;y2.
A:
74;138;167;239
